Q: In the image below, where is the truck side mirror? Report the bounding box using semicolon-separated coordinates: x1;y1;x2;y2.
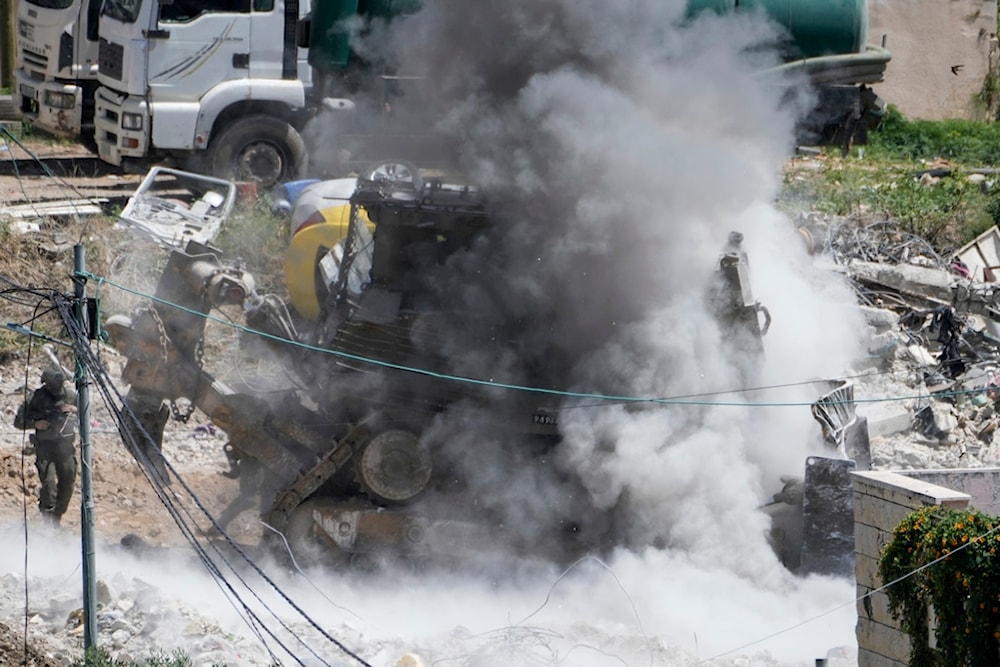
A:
296;16;311;49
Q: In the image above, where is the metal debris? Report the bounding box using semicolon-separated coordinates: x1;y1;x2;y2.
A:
118;167;236;250
826;218;1000;468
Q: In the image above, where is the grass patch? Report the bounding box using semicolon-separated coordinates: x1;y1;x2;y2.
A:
73;647;228;667
779;106;1000;253
866;105;1000;164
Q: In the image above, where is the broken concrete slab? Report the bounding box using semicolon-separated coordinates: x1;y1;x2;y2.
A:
848;259;957;304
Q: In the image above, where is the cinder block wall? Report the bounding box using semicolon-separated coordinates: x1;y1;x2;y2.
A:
853;471;971;667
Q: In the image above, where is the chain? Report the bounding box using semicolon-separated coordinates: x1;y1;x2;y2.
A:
133;305;170;369
168;334;203;423
169;399;196;423
162;304;205;424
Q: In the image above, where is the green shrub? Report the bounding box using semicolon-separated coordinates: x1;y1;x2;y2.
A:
73;647;198;667
879;506;1000;667
867;106;1000;164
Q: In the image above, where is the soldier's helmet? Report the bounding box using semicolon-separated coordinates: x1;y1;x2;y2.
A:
41;366;65;389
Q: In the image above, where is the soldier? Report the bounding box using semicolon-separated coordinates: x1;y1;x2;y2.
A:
14;366;78;525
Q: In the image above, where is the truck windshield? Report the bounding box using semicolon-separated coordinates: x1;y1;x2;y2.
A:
23;0;75;9
102;0;142;23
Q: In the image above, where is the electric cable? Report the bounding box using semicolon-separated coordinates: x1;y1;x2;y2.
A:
81;270;1000;410
56;302;348;667
0;278;371;667
0;124;112;234
57;292;374;667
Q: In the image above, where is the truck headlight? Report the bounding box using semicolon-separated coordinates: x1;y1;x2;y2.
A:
121;112;143;131
43;90;76;110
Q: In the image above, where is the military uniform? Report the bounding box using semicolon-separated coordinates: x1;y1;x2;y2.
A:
14;367;78;524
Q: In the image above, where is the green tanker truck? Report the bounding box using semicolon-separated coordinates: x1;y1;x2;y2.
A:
305;0;888;165
82;0;888;185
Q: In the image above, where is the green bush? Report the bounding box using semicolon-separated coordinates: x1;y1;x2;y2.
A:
867;106;1000;164
73;647;197;667
879;506;1000;667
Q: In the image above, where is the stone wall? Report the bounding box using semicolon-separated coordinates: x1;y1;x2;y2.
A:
853;471;971;667
867;0;998;120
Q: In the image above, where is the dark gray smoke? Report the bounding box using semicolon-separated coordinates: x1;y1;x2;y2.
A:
303;0;867;597
342;0;821;571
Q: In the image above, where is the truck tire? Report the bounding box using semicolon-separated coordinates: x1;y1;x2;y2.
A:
208;115;308;189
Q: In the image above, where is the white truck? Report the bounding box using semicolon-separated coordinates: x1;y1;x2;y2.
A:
12;0;102;142
86;0;886;188
91;0;321;187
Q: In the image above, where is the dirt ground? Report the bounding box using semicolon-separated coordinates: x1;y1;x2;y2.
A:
0;140;261;664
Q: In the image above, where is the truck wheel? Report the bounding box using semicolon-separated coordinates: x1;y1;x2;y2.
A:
208;115;308;189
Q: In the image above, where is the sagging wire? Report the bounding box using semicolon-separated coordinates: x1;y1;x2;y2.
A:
0;270;313;654
17;285;275;656
0;124;107;237
57;307;323;667
52;293;373;667
695;519;1000;665
259;522;366;623
83;270;1000;410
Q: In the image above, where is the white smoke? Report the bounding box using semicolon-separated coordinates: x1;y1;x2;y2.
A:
343;0;867;570
2;1;872;664
0;521;858;665
321;0;870;661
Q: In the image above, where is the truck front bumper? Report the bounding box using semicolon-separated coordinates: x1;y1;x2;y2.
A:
94;86;150;166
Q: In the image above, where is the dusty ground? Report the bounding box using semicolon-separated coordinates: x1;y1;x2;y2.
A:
0;140;262;664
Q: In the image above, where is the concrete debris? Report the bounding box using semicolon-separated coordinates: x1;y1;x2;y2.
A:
0;200;105;225
757;218;1000;575
825;218;1000;470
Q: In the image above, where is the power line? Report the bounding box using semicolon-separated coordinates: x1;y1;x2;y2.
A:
3;277;372;666
81;270;997;410
55;294;373;667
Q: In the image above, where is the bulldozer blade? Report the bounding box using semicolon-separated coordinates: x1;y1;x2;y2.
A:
799;456;856;578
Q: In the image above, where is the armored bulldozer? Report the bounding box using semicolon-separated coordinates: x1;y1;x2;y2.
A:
107;176;582;568
105;174;857;572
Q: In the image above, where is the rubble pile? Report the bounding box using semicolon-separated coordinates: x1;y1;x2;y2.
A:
820;218;1000;471
0;568;270;666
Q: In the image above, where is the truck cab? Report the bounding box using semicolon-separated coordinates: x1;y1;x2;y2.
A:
93;0;312;185
13;0;102;141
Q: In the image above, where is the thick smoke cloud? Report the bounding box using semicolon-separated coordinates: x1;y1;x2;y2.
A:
300;0;871;660
325;0;868;578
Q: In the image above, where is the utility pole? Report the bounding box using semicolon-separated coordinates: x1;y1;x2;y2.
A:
73;245;97;652
0;0;14;89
